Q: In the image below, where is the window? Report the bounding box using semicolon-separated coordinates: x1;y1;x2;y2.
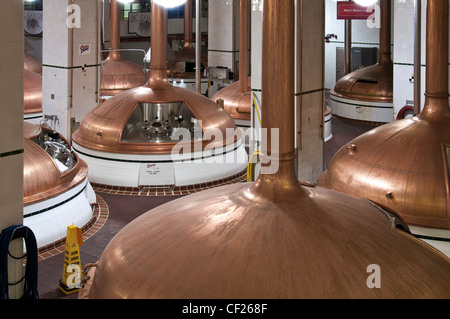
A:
121;2;144;21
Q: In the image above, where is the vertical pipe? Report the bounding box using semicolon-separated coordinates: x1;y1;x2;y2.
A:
239;0;249;93
148;1;168;88
379;0;391;65
420;0;450;120
109;0;121;60
195;0;201;94
344;19;352;75
96;0;100;103
252;0;302;200
414;0;422;115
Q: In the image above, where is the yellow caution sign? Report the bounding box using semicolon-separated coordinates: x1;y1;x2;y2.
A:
58;225;84;295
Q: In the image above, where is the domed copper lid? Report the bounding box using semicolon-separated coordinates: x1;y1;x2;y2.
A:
331;0;393;103
100;0;145;96
23;122;88;206
80;1;450;299
24;69;42;114
320;0;450;231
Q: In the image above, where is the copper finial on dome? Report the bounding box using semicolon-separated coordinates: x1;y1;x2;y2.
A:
79;0;450;299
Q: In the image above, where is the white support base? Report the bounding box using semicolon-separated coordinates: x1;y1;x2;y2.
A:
72;141;249;188
330;95;394;123
23;179;95;249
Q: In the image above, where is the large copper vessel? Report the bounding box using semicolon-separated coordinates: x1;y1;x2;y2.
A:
211;0;251;122
331;0;392;104
73;3;239;159
319;0;450;232
100;0;145;97
23;121;88;206
80;0;450;299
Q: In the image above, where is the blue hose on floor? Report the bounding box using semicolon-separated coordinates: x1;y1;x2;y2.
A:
0;225;39;299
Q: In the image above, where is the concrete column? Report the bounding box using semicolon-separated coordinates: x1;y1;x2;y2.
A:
42;0;100;140
392;0;427;118
296;0;325;184
0;0;25;299
208;0;239;74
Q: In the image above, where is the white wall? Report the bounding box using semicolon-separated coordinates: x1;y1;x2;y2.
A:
392;0;428;117
208;0;239;72
42;0;100;139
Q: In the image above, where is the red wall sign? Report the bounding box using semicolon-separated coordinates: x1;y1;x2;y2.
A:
337;1;374;20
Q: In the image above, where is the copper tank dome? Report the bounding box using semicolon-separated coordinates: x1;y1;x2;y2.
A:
331;0;393;104
23;122;88;206
24;68;43;116
79;1;450;299
100;0;145;97
24;52;42;75
319;0;450;232
212;0;251;122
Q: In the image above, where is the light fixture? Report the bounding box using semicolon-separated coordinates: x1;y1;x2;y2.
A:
354;0;378;6
117;0;134;4
153;0;187;9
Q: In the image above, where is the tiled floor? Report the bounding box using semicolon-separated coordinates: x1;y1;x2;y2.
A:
34;115;376;299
